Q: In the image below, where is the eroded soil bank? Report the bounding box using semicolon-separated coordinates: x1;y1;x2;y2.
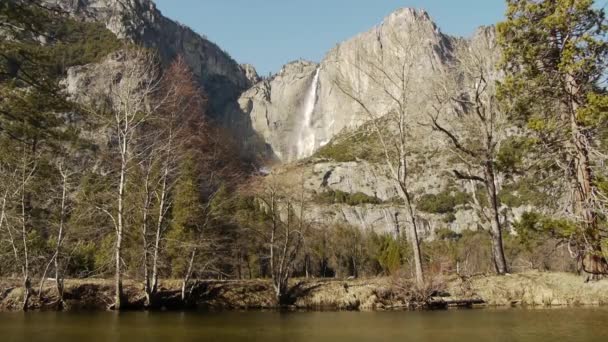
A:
1;271;607;312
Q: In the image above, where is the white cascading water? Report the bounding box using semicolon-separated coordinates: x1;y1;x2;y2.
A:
295;68;320;159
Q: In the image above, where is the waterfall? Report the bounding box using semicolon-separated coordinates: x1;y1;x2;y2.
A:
295;67;320;159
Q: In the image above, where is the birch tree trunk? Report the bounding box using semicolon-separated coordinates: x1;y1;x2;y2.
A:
54;169;68;303
20;153;33;311
150;166;169;300
114;138;127;310
181;248;197;302
141;169;152;306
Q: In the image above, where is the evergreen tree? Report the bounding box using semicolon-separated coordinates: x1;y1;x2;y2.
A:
498;0;608;274
166;154;205;300
0;0;74;310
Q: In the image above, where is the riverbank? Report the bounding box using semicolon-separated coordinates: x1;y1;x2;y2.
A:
1;271;607;311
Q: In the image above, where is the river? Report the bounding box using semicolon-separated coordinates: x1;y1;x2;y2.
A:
1;308;608;341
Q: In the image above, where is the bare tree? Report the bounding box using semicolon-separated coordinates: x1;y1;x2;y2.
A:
428;35;509;274
38;162;73;306
330;26;426;287
245;177;307;304
0;148;39;310
91;48;164;310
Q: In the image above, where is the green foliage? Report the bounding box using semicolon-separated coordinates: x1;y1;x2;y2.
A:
315;132;381;162
498;178;546;208
435;228;462;241
375;235;409;275
314;120;388;162
416;190;470;214
313;189;382;206
66;242;98;278
166;155;204;277
45;19;122;74
497;0;608;145
1;2;121;146
496;136;535;174
498;0;607;129
498;0;608;253
93;235;116;274
171;156;203;234
513;211;577;248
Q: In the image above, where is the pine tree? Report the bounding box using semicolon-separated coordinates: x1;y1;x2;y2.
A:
498;0;608;275
167;154;204;301
0;0;74;310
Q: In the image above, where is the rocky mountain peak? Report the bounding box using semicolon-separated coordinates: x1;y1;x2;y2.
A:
388;7;431;22
238;7;496;163
380;7;441;36
471;25;498;48
48;0;252;125
240;64;261;84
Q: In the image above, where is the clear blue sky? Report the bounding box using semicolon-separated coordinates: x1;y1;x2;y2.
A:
154;0;506;76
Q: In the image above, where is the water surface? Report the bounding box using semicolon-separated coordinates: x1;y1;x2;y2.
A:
1;308;608;341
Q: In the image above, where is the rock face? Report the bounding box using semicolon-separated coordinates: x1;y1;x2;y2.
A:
253;11;524;238
273;158;531;239
238;60;320;160
48;0;252;119
299;161;484;239
240;8;457;161
240;64;261;85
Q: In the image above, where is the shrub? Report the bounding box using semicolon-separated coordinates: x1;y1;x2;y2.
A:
377;236;406;275
46;18;123;75
313;190;382;206
498;178;546;208
66;242;98;278
347;192;382;205
314;121;386;163
416;190;470;214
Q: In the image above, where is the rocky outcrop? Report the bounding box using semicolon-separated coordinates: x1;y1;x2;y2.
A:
287;160;481;238
47;0;252;119
241;64;261;85
273;158;531;238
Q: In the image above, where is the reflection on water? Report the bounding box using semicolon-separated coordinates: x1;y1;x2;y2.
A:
2;308;608;342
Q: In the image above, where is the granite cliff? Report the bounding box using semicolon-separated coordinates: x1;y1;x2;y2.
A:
240;9;456;162
239;9;518;237
47;0;252;122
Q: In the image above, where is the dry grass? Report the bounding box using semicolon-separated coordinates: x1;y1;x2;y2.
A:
2;272;608;311
448;271;608;306
290;278;390;310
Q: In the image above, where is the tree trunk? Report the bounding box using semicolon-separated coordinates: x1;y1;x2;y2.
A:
114;156;126;310
181;248;196;302
484;162;508;275
22;275;31;311
114;227;124;310
141;169;153;307
304;254;310;279
142;216;150;306
408;215;425;287
55;169;68;305
401;187;424;288
567;80;606;274
247;254;253;279
54;254;64;305
151;167;168;299
20;168;30;311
